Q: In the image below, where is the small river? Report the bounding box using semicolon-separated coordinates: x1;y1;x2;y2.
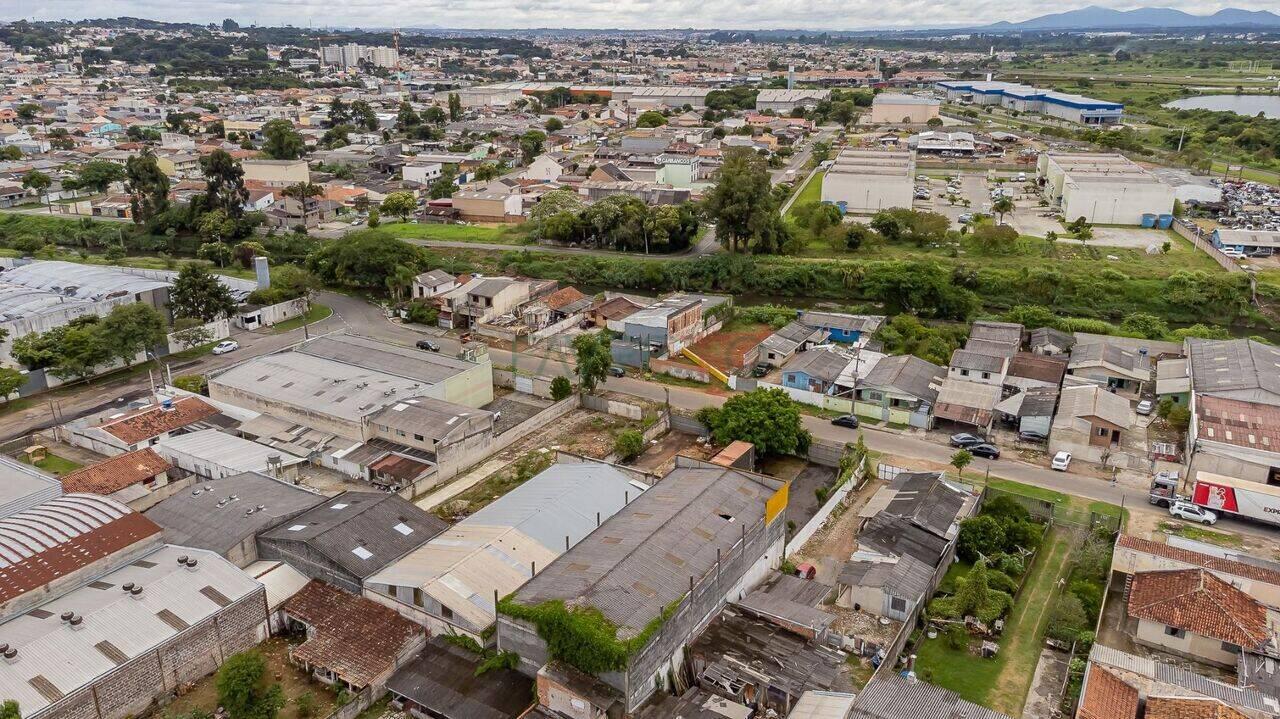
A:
1163;94;1280;119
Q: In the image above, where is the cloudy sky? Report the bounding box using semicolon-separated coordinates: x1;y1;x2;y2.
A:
7;0;1277;30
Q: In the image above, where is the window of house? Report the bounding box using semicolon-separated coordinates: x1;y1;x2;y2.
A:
866;391;883;402
1267;466;1280;487
959;369;970;377
413;588;424;607
414;434;425;442
1164;626;1185;639
396;429;406;437
441;605;453;620
1097;427;1109;437
787;375;797;383
981;372;991;380
890;597;907;613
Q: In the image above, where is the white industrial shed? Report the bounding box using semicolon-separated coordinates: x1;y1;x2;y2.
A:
1038;152;1175;225
755;88;831;113
155;429;308;480
821;148;916;213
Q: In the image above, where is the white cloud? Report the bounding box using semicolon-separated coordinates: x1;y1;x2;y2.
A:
11;0;1280;30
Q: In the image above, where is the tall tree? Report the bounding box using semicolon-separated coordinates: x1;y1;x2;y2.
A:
72;160;126;193
696;387;811;456
21;170;51;211
703;147;782;253
447;93;462;122
380;191;418;222
328;97;350;127
572;330;612;394
200;149;249;218
125;150;169;224
350;100;378;132
261;119;304;160
100;303;165;367
422;106;446;125
428;168;458;200
519;130;546;165
169;264;237;321
0;368;22;406
396;102;420;131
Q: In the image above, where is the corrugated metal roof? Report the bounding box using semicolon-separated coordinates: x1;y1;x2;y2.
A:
851;676;1013;719
1089;644;1280;714
156;429;307;474
0;457;63;519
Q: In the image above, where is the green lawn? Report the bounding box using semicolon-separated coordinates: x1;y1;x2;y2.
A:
915;526;1074;714
1158;520;1244;547
22;453;82;476
272;304;333;334
381;222;532;245
787;170;824;213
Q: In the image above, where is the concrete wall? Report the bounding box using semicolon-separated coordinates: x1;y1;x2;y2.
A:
649;357;710;383
1061;180;1175;225
580;393;645;420
1134;618;1239;668
1112;544;1280;609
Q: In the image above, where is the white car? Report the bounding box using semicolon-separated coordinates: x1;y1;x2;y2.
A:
1050;451;1072;471
211;340;240;355
1169;500;1218;525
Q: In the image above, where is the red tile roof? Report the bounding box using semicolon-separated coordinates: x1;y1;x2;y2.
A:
1078;666;1139;719
1117;534;1280;588
97;397;220;445
1144;696;1249;719
0;497;161;603
543;286;587;311
283;580;423;688
1127;569;1269;649
61;449;172;495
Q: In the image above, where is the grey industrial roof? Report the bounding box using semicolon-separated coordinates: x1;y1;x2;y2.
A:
144;472;325;556
858;513;951;567
0;456;63;519
851;676;1013;719
155;429;308;474
859;354;944;402
784;348;850;382
872;94;942;106
757;89;831;102
212;351;425;418
299;333;477;385
1187;338;1280;406
799;311;884;334
258;491;447;580
882;471;969;539
369;396;493;441
1089;644;1280;715
0;284;85;322
0;261;170;302
386;637;533;719
838;553;934;604
512;466;780;636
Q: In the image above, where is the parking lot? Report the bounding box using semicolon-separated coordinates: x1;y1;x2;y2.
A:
914;171;989;229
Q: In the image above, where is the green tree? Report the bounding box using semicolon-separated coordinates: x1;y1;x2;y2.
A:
351;100;378;131
198;240;234;267
447;93;463;122
0;367;24;405
380;191;418;222
698;388;811;456
635;111;667;128
169;264;237;321
16;103;39;121
261;119;304;160
48;322;113;382
931;559;1012;625
216;651;286;719
73;160;127;193
396;101;420;131
572;330;613;394
100;303;165;366
992;195;1014;225
422;106;447;125
950;448;973;476
1120;312;1170;340
200;149;250;218
545;117;564;132
328;97;350;127
125;150;170;224
703;147;784;254
519;130;546;164
0;146;21;161
529;188;585;222
367;208;380;228
306;230;423;289
320;124;351;149
957;515;1006;563
428;168;458;200
550;375;573;401
1045;593;1089;643
473;163;501;182
614;429;645;461
21;170;52;211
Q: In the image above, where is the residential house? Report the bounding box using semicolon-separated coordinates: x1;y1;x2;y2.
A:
1084;644;1279;719
59;448;181;511
1112;534;1280;609
1030;326;1076;356
948;348;1008;387
1005;352;1067;393
1050;384;1134;463
1068;341;1152;396
411;268;457;300
365;460;644;640
439;276;535;329
257;491;448;594
365;396;497;481
67;396;229;455
797;311;884;344
588;295;645;332
523;152;576;182
281;580;426;692
994;386;1059;437
612;294;704;367
496;457;788;714
780;347;852;395
968;320;1024;354
852;676;1014;719
757;321;826;368
1185;338;1280;485
264;194;340;229
144;471;325;567
1155;357;1191;407
1126;569;1277;669
242;158;310;187
836;552;934;622
854;354;945;429
855;470;976;570
932;376;1002;432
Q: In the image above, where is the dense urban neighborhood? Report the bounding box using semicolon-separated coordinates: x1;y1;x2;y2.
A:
1;9;1280;719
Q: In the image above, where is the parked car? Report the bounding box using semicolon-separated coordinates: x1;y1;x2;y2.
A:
1136;399;1154;416
831;415;859;429
1051;451;1072;471
1169;500;1218;525
751;363;770;378
608;366;626;378
949;433;986;448
415;339;440;352
1018;430;1048;443
916;174;930;182
958;213;973;224
211;340;239;355
969;443;1001;459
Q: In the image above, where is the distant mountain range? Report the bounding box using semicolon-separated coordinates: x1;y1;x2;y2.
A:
983;6;1280;31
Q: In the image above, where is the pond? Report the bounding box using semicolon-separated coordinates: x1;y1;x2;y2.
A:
1163;94;1280;119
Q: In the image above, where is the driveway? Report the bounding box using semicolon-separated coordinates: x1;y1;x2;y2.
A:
1010;208;1064;238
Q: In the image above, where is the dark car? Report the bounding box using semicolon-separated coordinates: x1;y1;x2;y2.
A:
949;433;985;448
969;443;1001;459
608;366;626;378
1017;430;1048;443
751;363;770;378
415;339;440;352
831;415;859;429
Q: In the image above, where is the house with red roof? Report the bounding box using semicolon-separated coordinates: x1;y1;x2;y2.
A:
1127;568;1277;668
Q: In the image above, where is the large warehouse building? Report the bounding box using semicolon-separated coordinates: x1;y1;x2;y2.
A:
755;88;831;113
821;148;916;213
869;94;941;124
1038;152;1175;225
937;80;1123;125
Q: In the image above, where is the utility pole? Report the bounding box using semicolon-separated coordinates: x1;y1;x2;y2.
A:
1176;126;1187;153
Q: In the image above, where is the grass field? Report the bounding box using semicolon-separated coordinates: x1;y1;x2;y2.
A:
381;221;532;245
915;525;1075;714
272;303;333;334
787;170;825;213
21;453;82;476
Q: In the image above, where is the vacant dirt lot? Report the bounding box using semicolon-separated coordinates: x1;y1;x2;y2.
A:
687;322;774;374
